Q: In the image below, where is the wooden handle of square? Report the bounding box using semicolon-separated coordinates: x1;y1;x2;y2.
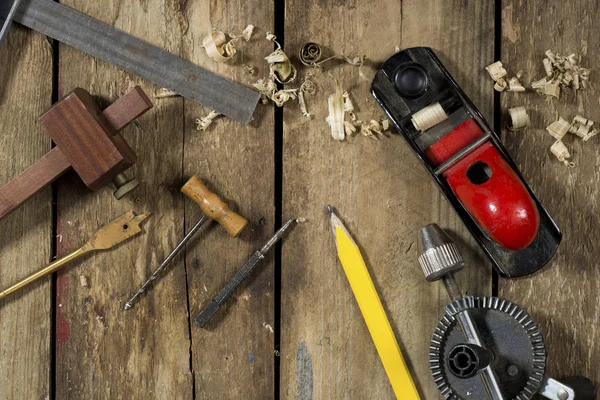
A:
180;176;248;237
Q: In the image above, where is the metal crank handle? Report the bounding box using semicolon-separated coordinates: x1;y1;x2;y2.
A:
539;377;575;400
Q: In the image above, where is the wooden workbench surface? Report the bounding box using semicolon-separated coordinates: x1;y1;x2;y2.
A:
0;0;598;398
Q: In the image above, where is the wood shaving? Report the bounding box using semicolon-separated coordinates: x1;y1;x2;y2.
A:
550;140;575;167
298;91;309;118
265;33;296;83
485;61;507;81
202;25;254;63
546;117;571;140
300;75;316;95
507;107;529;131
569;115;598;141
326;78;346;141
299;42;322;66
196;110;222;131
360;119;385;140
411;102;448;131
297;75;317;118
494;78;508;92
344;120;356;136
507;77;525;92
155;88;179;98
80;275;89;288
271;89;298;107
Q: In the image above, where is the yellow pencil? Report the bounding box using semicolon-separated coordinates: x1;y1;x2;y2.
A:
328;206;420;400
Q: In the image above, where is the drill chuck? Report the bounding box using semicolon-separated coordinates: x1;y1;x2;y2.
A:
417;223;464;281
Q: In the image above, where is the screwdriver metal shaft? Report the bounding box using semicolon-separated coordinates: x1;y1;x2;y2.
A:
123;215;209;310
195;218;297;327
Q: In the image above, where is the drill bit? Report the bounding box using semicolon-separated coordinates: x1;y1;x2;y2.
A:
123;215;209;310
0;211;149;301
195;218;297;327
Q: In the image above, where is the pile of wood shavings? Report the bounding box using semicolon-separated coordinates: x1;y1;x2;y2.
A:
532;50;590;99
546;115;598;167
486;49;594;168
485;61;525;92
156;27;387;140
326;83;389;141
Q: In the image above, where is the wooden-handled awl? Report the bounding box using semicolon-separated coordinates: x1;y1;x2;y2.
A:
123;176;247;310
0;211;149;301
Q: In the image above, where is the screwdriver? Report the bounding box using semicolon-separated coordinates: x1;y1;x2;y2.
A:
195;218;297;327
123;176;247;310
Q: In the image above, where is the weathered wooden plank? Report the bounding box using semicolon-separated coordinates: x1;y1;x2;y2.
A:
0;24;53;399
181;1;276;398
54;1;192;398
500;0;600;387
281;1;494;398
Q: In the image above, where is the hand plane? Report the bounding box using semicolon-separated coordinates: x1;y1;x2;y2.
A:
371;47;561;278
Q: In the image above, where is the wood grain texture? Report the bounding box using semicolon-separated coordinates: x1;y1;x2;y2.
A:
0;146;70;219
281;1;494;398
180;1;276;398
500;0;600;388
54;1;192;398
0;23;53;400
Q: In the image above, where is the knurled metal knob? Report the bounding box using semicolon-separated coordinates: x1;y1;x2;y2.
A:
418;223;464;281
112;173;139;200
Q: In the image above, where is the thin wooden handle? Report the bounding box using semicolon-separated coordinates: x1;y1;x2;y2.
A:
181;176;248;237
0;147;71;220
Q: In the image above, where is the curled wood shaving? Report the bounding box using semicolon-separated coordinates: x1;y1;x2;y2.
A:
485;61;507;81
272;89;298;107
298;75;317;118
344;120;357;136
196;110;222;131
360;119;385;140
326;78;346;141
569;115;598;141
411;102;448;131
507;107;529;131
301;42;368;80
550;140;575;167
298;91;309;118
155;88;180;98
546;117;571;140
265;33;297;83
494;78;508;92
507;77;525;92
202;25;254;63
300;75;316;95
299;42;323;66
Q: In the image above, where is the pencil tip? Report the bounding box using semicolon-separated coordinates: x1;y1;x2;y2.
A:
327;205;333;215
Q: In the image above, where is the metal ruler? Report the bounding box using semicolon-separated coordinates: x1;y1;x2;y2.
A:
0;0;259;124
